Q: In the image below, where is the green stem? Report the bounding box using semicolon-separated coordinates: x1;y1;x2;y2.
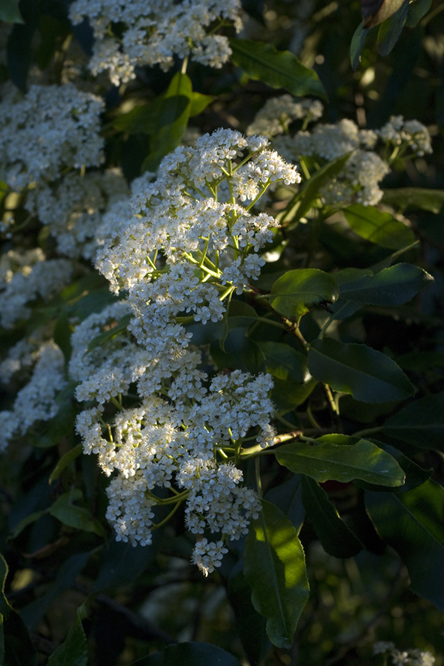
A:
152;499;183;530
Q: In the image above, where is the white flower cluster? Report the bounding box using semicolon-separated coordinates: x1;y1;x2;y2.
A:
0;249;73;328
69;0;243;85
73;129;294;573
25;170;129;260
377;116;432;157
373;642;435;666
0;83;104;190
247;94;324;138
0;341;66;452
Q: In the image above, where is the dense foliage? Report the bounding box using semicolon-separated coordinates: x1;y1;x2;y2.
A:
0;0;443;664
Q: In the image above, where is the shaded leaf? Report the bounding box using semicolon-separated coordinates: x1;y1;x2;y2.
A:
8;510;48;540
49;444;83;484
406;0;432;26
133;642;242;665
244;500;309;649
49;488;105;536
338;263;433;306
0;555;37;666
229;39;327;99
377;0;410;55
308;338;415;403
257;341;306;383
366;480;444;611
361;0;406;27
343;204;415;249
47;604;88;666
382;188;444;214
382;392;444;451
276;437;405;486
265;474;305;534
0;0;23;23
94;541;153;592
87;314;132;352
301;476;362;557
350;21;370;70
270;269;339;319
32;384;77;448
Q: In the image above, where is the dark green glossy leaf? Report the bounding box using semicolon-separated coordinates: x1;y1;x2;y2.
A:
113;99;167;134
94;540;153;592
133;642;242;666
87;313;132;352
244;500;309;649
382;392;444;451
279;153;351;224
49;444;82;484
397;351;444;371
301;476;362;557
338;263;433;306
377;0;410;55
308;338;415;403
265;474;305;534
359;442;432;493
406;0;432;26
49;488;105;536
21;552;91;630
270;269;339;319
350;21;369;70
229;39;327;99
366;480;444;610
0;555;37;666
382;188;444;214
211;328;261;374
257;341;306;383
276;438;405;486
47;604;88;666
362;0;406;27
343;204;415;249
0;0;23;23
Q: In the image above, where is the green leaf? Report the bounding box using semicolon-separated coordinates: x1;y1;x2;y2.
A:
189;92;215;116
142;72;193;173
350;21;369;70
132;642;242;666
87;313;132;352
377;0;410;55
338;263;433;306
279;153;351;224
49;444;83;484
265;474;305;534
382;392;444;451
257;341;306;383
382;188;444;214
0;555;37;666
244;500;309;649
406;0;432;26
301;476;362;557
307;338;415;403
343;204;415;249
366;480;444;611
21;552;91;630
276;437;405;486
49;489;105;536
362;0;406;27
0;0;23;23
47;604;88;666
32;384;77;448
8;510;48;540
229;39;327;99
270;269;339;319
113;99;166;134
94;540;153;592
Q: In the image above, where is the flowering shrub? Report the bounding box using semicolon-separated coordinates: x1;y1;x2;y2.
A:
0;0;443;664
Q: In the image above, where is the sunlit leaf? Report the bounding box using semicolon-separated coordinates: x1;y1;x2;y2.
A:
343;204;415;249
276;438;405;486
270;269;339;319
308;338;415;403
244;500;309;649
229;39;327;99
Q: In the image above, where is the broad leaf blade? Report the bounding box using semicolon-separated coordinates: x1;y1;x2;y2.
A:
350;21;369;70
258;341;306;383
366;480;444;611
133;642;242;666
307;338;415;403
244;500;309;649
270;269;339;319
343;204;415;249
301;476;362;557
229;39;327;99
49;489;105;536
382;392;444;451
338;263;433;306
276;438;405;486
0;556;37;666
362;0;406;27
47;604;88;666
382;188;444;213
377;0;410;55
